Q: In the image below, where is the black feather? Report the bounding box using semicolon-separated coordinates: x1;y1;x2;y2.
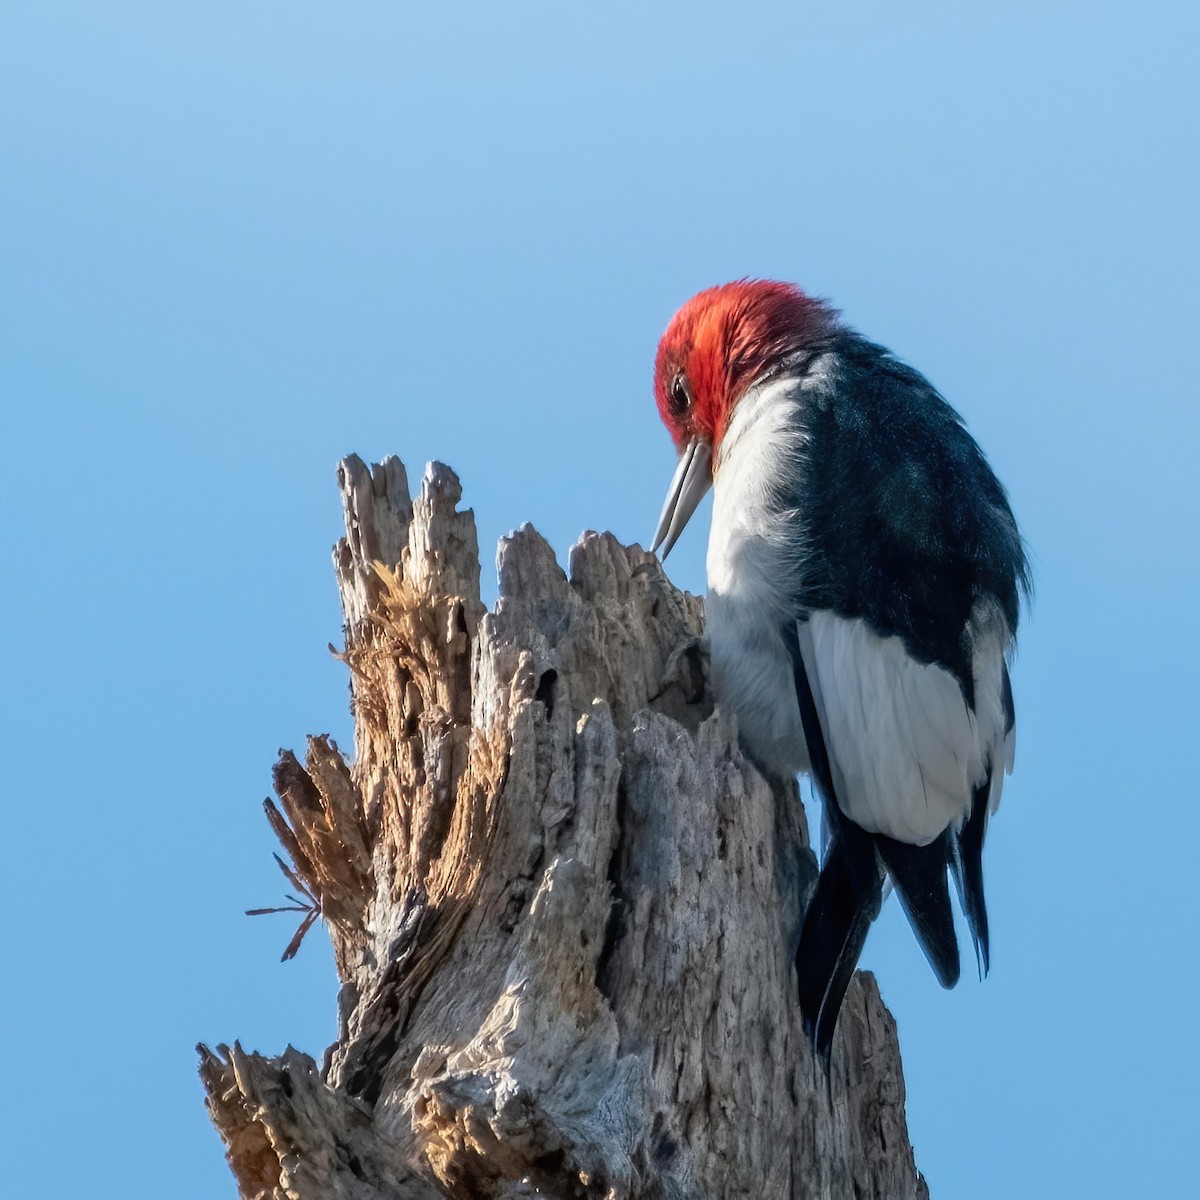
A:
951;776;993;977
874;831;960;989
795;821;883;1066
1001;661;1016;733
784;619;836;805
950;662;1011;976
790;334;1030;698
775;329;1030;1054
785;621;885;1064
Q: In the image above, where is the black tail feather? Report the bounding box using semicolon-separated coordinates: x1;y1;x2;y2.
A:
787;622;886;1063
785;618;977;1062
875;831;960;989
796;821;884;1066
951;776;992;977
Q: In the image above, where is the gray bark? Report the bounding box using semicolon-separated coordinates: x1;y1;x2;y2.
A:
199;454;929;1200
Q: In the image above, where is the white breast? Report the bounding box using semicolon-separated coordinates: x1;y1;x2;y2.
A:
706;371;813;778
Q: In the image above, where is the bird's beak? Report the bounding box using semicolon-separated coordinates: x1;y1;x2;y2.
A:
651;438;713;559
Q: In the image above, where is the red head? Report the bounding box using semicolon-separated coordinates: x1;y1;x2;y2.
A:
654;279;837;454
649;280;838;557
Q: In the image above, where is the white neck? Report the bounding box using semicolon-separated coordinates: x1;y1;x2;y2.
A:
703;369;816;776
707;371;812;609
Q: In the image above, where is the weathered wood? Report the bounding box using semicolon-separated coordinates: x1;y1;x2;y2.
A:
200;454;929;1199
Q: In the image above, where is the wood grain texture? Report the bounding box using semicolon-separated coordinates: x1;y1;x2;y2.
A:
200;454;930;1200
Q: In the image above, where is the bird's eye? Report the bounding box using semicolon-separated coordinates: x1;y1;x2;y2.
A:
668;373;693;418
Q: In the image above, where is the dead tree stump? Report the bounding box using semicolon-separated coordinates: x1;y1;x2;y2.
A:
199;454;929;1200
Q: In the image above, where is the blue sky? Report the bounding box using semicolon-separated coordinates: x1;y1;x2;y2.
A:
2;3;1196;1195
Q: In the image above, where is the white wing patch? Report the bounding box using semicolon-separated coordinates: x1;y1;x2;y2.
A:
798;607;1013;846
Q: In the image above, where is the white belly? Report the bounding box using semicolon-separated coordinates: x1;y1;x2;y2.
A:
706;590;810;778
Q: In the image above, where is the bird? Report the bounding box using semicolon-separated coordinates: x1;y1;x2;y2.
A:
649;279;1028;1063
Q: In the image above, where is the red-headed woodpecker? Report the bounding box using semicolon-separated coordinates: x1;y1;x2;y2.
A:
651;280;1028;1061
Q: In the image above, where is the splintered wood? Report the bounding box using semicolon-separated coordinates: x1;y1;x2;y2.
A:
199;454;929;1200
